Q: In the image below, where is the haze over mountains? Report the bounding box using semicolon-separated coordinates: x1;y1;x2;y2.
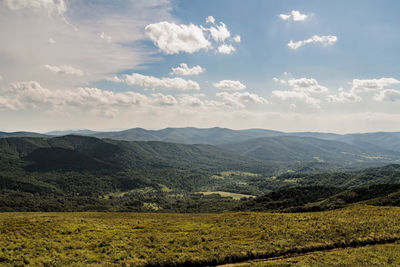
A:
2;127;400;162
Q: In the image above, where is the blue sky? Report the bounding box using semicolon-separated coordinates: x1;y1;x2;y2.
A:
0;0;400;133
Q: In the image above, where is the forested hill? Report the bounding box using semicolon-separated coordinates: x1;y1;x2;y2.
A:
0;135;269;172
219;136;400;165
1;135;400;212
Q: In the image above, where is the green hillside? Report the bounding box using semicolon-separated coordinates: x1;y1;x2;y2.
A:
2;135;400;212
219;136;400;165
90;127;281;145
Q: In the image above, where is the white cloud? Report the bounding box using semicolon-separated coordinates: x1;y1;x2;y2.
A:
113;73;200;91
178;94;204;107
279;10;308;21
0;75;3;81
145;17;240;55
351;78;400;93
273;77;286;84
100;32;111;43
151;93;177;106
4;0;67;16
279;14;291;21
205;15;215;24
272;90;321;108
374;89;400;102
288;78;329;93
217;44;236;54
209;22;231;42
328;78;400;102
328;88;361;103
170;63;205;76
291;10;308;21
272;77;328;107
0;81;148;117
43;65;84;76
213;80;246;91
217;92;268;108
0;0;173;88
288;35;337;50
145;21;211;54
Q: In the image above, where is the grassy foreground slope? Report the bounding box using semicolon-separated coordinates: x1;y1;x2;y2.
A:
252;242;400;266
1;205;400;266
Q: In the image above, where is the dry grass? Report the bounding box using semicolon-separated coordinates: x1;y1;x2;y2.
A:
1;205;400;266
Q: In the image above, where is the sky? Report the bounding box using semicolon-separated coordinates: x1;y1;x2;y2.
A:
1;0;400;133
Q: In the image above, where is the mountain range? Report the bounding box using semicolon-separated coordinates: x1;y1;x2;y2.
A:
2;127;400;212
2;127;400;155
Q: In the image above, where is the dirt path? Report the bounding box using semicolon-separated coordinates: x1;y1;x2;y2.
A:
217;237;400;266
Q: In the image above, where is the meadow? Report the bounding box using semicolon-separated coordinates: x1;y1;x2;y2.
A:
1;205;400;266
245;242;400;266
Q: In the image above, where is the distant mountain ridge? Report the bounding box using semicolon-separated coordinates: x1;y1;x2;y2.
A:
219;136;400;165
0;131;49;138
2;127;400;156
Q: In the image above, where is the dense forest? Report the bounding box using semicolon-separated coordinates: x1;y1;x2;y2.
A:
1;131;400;212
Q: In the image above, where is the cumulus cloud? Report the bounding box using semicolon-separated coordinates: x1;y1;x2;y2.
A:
328;88;361;103
374;89;400;102
279;14;291;20
43;65;84;76
216;92;268;108
48;38;56;44
217;44;236;54
178;94;204;107
145;21;211;54
0;81;148;117
272;77;329;107
273;77;286;84
205;15;215;24
209;22;231;42
272;90;321;108
288;35;337;50
145;16;240;55
351;78;400;93
328;78;400;102
151;93;177;106
113;73;200;91
288;78;329;93
279;10;308;21
100;32;111;43
170;63;205;76
213;80;246;91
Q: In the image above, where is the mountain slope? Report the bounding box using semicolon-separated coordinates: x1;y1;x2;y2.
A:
335;132;400;154
90;127;282;145
0;131;48;138
219;136;400;166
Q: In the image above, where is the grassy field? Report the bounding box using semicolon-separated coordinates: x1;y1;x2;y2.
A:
243;242;400;266
198;191;255;200
1;205;400;266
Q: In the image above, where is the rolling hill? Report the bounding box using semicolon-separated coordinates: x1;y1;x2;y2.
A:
219;135;400;166
89;127;282;145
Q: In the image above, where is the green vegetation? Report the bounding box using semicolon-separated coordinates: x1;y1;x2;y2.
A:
251;242;400;266
1;205;400;266
2;131;400;265
2;134;400;212
220;135;400;166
